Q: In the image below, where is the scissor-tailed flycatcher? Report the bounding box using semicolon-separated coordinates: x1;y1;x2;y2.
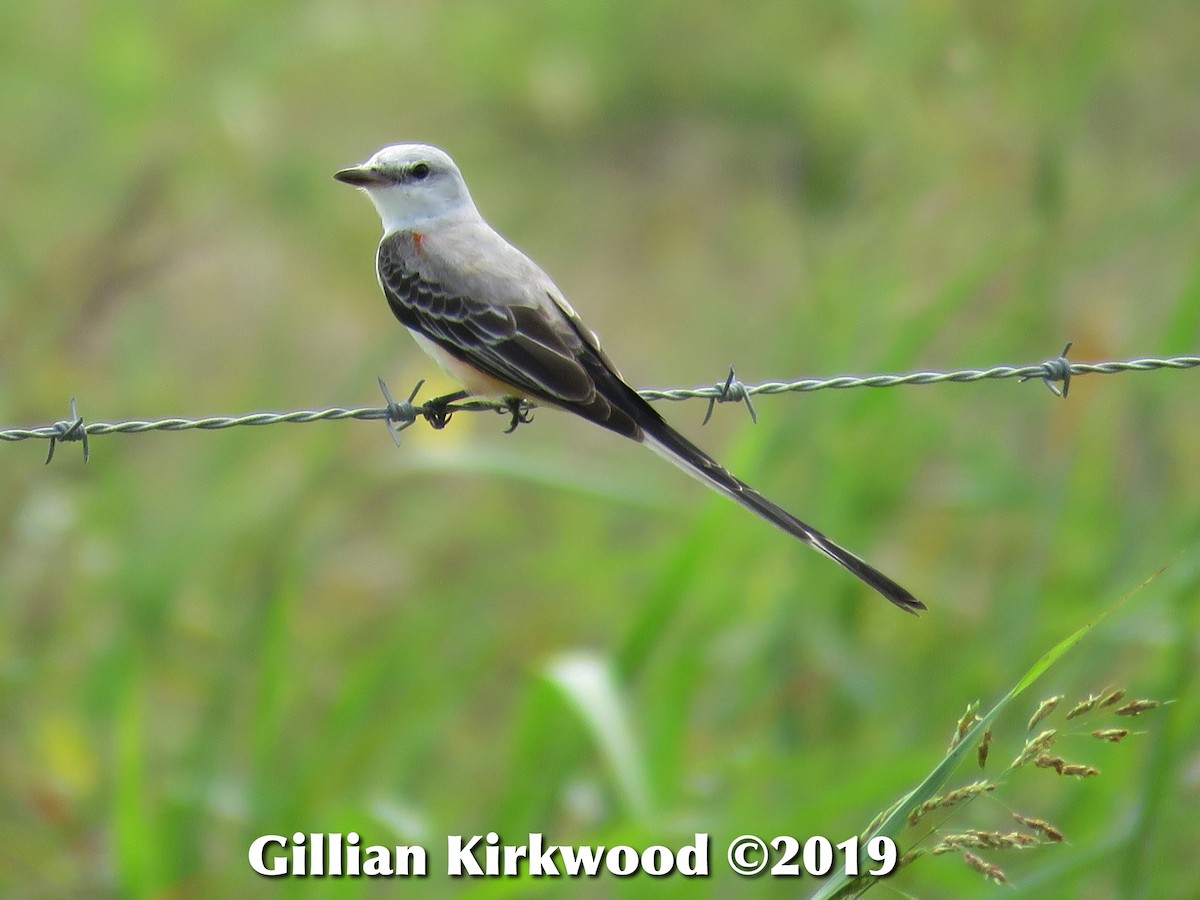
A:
335;144;922;613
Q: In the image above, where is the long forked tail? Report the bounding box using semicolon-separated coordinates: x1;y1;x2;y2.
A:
641;422;924;614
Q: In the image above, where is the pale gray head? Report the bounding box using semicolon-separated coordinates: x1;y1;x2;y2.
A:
334;143;479;234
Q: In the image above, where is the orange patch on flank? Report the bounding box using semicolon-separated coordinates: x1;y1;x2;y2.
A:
412;231;425;254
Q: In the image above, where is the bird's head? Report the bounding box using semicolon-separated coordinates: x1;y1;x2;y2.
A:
335;143;478;234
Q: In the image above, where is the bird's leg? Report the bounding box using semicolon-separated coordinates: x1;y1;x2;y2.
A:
501;397;534;434
421;390;470;429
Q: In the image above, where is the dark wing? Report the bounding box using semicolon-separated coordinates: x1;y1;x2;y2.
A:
377;230;657;439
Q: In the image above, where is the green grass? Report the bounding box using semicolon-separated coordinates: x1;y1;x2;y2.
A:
2;2;1198;897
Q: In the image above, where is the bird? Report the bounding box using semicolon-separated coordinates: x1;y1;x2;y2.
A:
335;144;923;613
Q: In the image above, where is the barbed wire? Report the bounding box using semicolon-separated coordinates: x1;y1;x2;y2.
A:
3;344;1197;463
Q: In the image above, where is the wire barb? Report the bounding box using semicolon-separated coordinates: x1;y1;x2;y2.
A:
1020;342;1074;398
377;377;423;446
4;348;1197;457
44;397;89;464
702;365;758;425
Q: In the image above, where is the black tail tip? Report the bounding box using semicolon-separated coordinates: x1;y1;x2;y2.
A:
839;554;925;615
894;593;927;616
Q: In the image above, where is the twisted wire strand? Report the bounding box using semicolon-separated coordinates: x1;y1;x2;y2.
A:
4;352;1197;462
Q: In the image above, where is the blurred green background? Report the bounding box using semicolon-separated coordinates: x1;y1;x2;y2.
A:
2;1;1198;897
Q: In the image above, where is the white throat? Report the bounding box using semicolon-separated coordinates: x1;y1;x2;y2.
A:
364;185;480;235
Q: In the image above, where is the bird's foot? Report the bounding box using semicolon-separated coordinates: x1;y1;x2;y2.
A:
500;397;534;434
421;390;470;429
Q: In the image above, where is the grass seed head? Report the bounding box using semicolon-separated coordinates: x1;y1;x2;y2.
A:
1099;688;1127;708
977;729;992;769
950;701;982;751
963;851;1007;885
1013;813;1065;843
1066;693;1102;720
907;780;995;826
1028;695;1063;731
1115;699;1162;717
1010;729;1057;769
1035;754;1066;773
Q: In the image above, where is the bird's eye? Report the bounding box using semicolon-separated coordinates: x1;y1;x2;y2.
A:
410;163;431;180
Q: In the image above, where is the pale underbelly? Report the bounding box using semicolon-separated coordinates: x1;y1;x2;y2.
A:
408;330;524;400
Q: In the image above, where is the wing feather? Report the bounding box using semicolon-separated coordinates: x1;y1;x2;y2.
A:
376;228;638;432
